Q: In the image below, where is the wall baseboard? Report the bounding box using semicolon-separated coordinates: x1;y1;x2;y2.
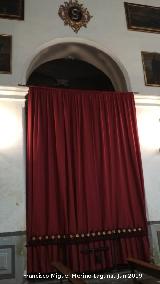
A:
0;231;26;237
147;221;160;225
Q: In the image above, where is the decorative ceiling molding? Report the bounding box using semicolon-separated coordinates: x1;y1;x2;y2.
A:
58;0;92;33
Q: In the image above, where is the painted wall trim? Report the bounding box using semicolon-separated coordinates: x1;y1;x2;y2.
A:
148;221;160;225
0;231;26;237
0;86;28;99
134;94;160;106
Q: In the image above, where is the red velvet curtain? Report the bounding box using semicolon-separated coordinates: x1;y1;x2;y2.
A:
27;86;149;273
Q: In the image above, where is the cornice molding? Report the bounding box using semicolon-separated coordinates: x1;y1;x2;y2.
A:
0;86;160;106
0;85;28;99
134;94;160;106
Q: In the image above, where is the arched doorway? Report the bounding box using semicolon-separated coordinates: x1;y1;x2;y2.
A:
27;58;115;91
23;40;130;91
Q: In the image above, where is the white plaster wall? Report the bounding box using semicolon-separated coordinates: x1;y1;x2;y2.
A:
0;91;26;233
0;0;160;94
136;103;160;221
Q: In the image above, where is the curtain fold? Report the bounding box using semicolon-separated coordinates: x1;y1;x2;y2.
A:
27;87;149;273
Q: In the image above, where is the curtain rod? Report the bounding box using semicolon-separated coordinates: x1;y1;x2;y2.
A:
18;84;139;94
18;84;28;87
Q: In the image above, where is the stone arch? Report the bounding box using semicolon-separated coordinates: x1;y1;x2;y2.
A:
21;38;131;91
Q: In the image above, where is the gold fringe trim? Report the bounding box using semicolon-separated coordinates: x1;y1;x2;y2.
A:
31;227;143;241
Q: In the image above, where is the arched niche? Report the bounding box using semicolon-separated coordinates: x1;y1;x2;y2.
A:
22;40;131;91
27;58;115;91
